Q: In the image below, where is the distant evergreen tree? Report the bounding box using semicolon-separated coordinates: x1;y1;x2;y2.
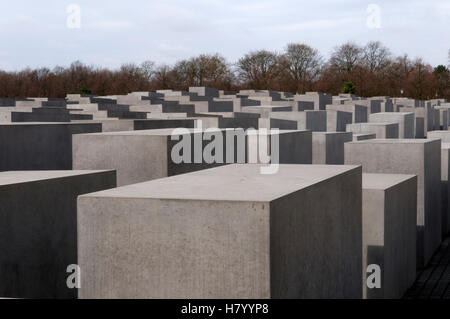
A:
342;81;356;94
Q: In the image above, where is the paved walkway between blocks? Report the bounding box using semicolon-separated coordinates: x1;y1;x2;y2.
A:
404;236;450;299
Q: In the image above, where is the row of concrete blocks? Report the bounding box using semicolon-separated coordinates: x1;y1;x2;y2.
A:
72;139;450;298
2;135;450;299
0;122;363;183
0;165;408;299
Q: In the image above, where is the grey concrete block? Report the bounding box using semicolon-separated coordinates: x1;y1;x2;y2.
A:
345;139;442;267
0;123;102;171
242;106;292;118
312;132;353;164
439;109;448;130
0;170;116;299
346;123;399;139
78;164;362;299
441;144;450;237
73;129;312;186
362;173;417;299
326;104;368;123
326;110;352;132
398;106;432;138
258;118;297;130
269;111;327;131
428;131;450;143
369;113;414;138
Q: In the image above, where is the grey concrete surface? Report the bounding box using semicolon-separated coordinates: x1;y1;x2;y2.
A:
0;170;116;299
0;123;102;171
362;173;417;299
346;123;399;139
312;132;353;164
78;164;362;299
345;139;442;268
73;129;312;186
269;111;327;131
369;112;415;138
441;144;450;237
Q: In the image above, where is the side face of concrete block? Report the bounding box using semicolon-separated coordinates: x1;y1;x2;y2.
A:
276;131;312;164
327;110;352;132
313;132;353;165
74;129;312;186
369;113;414;139
270;166;362;298
442;144;450;237
73;132;169;186
362;174;417;299
345;139;441;267
78;164;362;299
346;123;399;139
0;123;102;171
305;111;327;132
0;170;116;299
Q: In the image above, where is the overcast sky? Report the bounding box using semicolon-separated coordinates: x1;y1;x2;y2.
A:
0;0;449;71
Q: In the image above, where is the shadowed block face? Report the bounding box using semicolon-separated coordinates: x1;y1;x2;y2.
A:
0;123;102;171
0;170;117;299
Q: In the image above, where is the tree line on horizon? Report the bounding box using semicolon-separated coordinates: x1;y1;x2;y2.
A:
0;41;449;100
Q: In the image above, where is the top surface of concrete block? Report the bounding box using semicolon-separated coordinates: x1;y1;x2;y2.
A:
0;170;114;186
76;128;191;137
348;138;440;145
81;164;360;202
363;173;417;190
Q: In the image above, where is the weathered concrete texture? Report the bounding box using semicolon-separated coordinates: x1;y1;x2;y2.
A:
0;123;102;171
441;144;450;237
258;118;297;130
241;105;292;118
246;130;312;165
398;106;432;138
0;170;116;299
362;173;417;299
346;123;399;139
345;139;442;268
369;112;415;138
326;110;352;132
295;92;332;110
312;132;353;165
73;129;312;186
438;109;448;130
428;131;450;143
78;164;362;299
269;111;327;131
326;104;368;123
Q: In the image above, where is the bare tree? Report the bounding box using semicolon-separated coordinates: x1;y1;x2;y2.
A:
237;50;281;89
173;54;230;88
362;41;392;73
329;42;363;75
153;64;174;89
282;43;323;93
140;60;155;81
